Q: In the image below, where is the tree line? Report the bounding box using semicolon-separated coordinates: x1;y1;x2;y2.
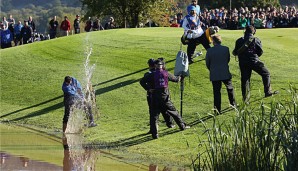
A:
1;0;290;33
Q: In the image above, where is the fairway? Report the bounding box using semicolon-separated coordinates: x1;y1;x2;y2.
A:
1;27;298;167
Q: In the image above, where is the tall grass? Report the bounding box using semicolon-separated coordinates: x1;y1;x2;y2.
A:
195;84;298;171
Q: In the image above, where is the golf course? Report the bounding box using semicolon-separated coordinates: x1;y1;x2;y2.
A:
0;27;297;169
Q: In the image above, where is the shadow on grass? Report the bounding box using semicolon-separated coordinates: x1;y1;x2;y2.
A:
1;59;178;125
0;95;63;119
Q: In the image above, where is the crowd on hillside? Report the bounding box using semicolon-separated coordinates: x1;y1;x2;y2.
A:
0;14;117;49
170;5;298;29
1;3;297;49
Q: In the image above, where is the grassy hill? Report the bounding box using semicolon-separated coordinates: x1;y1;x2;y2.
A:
0;27;297;167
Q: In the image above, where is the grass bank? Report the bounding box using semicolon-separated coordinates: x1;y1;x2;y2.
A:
0;27;297;167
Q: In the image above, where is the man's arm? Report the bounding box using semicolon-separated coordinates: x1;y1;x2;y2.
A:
168;72;180;83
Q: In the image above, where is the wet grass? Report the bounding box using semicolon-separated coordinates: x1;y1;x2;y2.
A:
0;27;298;167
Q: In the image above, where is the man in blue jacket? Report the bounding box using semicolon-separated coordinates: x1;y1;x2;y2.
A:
62;76;97;132
0;23;13;49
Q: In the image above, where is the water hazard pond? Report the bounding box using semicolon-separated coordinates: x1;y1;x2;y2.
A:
0;124;190;171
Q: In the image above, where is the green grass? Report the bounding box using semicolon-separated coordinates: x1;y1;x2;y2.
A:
0;27;298;167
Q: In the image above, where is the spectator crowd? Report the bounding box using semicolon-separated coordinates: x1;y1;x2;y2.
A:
171;5;298;29
1;5;297;49
0;14;117;49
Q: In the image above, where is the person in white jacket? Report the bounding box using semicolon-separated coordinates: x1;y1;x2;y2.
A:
182;6;210;64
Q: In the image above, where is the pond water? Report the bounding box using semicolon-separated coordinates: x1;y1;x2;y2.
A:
0;124;190;171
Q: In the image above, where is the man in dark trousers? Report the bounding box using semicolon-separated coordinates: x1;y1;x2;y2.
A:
49;16;59;39
20;21;32;44
206;34;236;113
233;26;277;102
140;59;189;139
62;76;97;132
141;59;175;134
182;6;210;64
74;15;80;34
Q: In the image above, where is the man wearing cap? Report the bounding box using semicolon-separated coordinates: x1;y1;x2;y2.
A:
74;15;80;34
60;16;70;36
140;59;190;139
182;5;210;64
140;59;175;134
233;26;278;102
206;34;236;113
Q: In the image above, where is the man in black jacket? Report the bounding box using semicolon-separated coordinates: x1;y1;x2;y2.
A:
233;26;277;102
141;59;175;134
140;59;189;139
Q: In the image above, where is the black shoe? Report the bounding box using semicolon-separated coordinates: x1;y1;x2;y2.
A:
265;90;279;97
152;134;159;139
180;124;190;131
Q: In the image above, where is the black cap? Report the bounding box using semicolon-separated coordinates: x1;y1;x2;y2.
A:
154;59;163;65
147;58;155;67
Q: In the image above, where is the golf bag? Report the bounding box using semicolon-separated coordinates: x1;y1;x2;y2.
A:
174;50;189;77
174;48;190;117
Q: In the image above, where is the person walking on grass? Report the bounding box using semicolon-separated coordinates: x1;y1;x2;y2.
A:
140;59;190;139
205;34;236;113
232;26;278;103
62;76;97;132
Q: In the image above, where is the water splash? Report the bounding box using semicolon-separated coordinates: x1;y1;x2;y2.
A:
63;47;100;170
65;47;99;134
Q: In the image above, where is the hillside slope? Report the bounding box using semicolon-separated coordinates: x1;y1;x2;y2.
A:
1;27;297;166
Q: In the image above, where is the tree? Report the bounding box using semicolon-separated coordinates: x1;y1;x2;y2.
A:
81;0;179;28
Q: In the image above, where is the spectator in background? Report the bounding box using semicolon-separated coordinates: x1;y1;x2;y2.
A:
187;0;200;15
74;15;80;34
177;12;184;26
49;16;59;39
104;17;117;30
170;15;180;27
60;16;70;36
2;17;8;30
27;16;36;43
254;13;263;29
84;17;92;32
14;21;23;46
7;14;15;36
20;21;32;44
27;16;36;32
228;15;238;30
92;18;104;31
0;23;13;49
238;15;247;29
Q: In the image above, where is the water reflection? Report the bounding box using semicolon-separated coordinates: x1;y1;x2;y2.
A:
62;133;99;171
0;151;62;170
